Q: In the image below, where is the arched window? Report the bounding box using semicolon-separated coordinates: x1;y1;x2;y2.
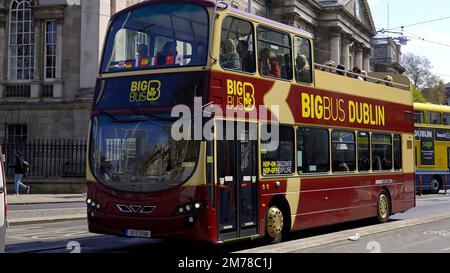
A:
9;0;35;81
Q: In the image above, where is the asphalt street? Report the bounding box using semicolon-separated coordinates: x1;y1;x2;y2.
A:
4;192;450;253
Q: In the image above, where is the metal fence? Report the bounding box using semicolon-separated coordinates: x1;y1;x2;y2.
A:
1;139;87;177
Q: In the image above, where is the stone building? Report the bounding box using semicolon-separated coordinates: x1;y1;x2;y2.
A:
371;36;405;74
0;0;140;144
0;0;377;144
229;0;376;72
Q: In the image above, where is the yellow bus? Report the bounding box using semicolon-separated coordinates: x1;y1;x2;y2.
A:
86;0;416;244
414;102;450;193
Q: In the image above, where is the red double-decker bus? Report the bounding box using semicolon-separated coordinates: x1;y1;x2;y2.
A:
86;0;415;244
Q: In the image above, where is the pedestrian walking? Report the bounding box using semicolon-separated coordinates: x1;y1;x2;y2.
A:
14;152;30;195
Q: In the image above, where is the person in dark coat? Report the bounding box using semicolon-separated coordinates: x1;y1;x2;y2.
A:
14;152;30;195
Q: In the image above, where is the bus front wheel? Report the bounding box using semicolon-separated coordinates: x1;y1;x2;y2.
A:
265;206;284;244
376;190;391;223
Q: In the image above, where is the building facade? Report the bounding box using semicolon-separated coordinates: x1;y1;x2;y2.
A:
0;0;377;144
371;36;405;74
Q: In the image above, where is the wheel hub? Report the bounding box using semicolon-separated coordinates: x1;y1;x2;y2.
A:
266;207;284;238
379;195;388;219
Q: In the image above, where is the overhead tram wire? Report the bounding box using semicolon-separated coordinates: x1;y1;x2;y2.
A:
388;16;450;31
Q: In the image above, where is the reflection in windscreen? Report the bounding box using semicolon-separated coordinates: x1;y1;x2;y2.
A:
91;115;199;192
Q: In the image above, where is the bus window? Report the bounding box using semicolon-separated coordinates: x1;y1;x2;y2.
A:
220;16;256;73
357;132;370;172
393;135;402;171
414;111;424;123
257;26;292;80
100;3;209;72
331;130;356;172
443;113;450;125
372;133;392;171
298;127;330;174
294;36;312;84
261;125;294;176
426;111;441;125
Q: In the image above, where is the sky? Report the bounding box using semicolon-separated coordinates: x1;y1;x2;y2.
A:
367;0;450;84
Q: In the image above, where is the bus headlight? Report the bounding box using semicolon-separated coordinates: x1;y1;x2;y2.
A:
174;201;203;215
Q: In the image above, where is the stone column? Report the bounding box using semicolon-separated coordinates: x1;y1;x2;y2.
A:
53;19;64;98
362;48;371;72
340;33;352;69
30;18;42;99
0;8;7;98
354;44;363;70
80;0;111;93
329;28;341;65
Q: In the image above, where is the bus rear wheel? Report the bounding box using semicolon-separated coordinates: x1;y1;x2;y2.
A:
376;190;391;223
265;206;284;244
430;178;440;194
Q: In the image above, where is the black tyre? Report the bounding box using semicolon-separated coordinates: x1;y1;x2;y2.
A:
376;190;391;223
430;178;440;194
265;206;284;244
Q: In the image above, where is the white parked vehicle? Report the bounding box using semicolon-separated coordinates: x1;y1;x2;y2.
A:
0;152;7;253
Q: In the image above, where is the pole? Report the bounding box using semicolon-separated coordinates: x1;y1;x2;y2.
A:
247;0;252;14
445;173;448;196
419;175;423;196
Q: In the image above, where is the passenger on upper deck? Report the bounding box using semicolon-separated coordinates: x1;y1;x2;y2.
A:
236;40;255;73
352;67;364;81
383;75;394;87
259;48;281;78
322;60;336;73
157;41;178;65
190;41;207;65
361;70;368;81
295;54;311;83
220;39;240;70
336;64;347;76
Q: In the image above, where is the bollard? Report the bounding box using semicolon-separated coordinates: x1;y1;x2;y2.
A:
445;174;448;196
419;175;423;196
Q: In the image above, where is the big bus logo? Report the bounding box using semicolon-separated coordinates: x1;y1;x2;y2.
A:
129;80;161;102
226;79;255;111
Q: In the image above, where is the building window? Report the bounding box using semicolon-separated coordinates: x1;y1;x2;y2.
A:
7;124;28;144
261;125;295;176
45;21;57;79
8;0;35;81
298;127;330;174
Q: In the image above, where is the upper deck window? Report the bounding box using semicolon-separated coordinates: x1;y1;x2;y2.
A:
426;111;441;125
100;3;209;73
414;111;424;124
294;36;312;84
257;27;292;80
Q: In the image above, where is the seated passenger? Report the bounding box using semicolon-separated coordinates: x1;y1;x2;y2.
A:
383;75;394;87
295;54;311;83
220;39;240;70
322;60;336;73
361;70;368;81
236;40;255;73
259;48;281;78
190;41;207;65
336;64;347;76
277;54;287;79
157;41;178;65
352;67;364;80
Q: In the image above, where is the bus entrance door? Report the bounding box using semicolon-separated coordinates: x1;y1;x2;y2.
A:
217;121;258;241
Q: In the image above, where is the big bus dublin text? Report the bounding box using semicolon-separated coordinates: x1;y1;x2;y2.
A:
86;0;416;244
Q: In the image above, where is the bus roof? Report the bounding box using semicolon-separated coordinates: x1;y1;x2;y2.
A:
226;7;314;40
414;102;450;113
111;0;217;22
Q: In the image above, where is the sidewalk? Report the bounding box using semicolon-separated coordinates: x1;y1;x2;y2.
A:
6;194;86;205
6;194;87;226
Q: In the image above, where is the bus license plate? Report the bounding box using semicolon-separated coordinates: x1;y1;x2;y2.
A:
125;229;151;238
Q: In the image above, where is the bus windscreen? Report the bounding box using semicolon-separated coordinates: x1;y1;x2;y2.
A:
101;3;209;73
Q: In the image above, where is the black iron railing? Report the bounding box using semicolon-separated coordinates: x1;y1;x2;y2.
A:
1;139;87;177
